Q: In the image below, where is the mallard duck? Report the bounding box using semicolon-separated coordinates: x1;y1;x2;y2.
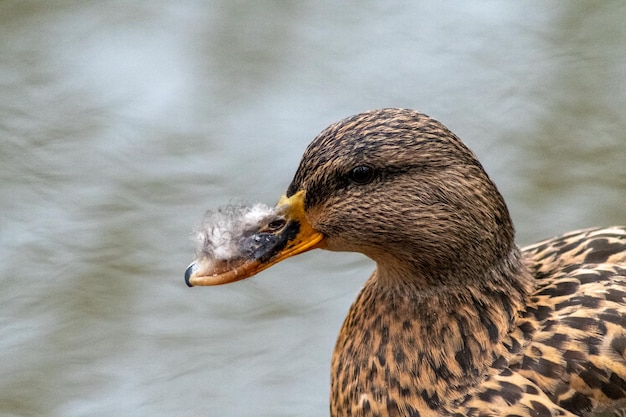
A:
185;109;626;417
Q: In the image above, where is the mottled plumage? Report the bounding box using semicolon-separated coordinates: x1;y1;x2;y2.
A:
186;108;626;417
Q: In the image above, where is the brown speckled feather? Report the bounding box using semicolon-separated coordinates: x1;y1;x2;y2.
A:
331;228;626;417
516;227;626;415
455;227;626;417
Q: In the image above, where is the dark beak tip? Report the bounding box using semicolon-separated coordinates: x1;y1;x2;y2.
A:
184;262;196;287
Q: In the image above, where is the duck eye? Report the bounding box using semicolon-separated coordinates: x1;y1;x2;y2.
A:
348;165;375;185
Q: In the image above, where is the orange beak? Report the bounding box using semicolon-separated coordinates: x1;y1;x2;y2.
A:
185;191;324;286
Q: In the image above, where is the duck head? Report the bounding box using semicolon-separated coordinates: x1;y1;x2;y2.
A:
186;108;515;288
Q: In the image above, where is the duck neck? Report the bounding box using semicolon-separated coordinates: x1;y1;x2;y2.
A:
331;246;534;412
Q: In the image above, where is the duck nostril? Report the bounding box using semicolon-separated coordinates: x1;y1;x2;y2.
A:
266;218;286;232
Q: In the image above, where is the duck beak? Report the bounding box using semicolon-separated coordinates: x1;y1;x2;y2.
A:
185;191;325;287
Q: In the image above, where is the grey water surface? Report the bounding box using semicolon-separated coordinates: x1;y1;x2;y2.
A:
1;2;625;416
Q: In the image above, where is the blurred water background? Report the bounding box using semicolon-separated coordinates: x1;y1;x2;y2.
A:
1;1;624;416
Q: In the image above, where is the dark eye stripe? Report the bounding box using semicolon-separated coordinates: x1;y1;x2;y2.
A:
302;164;420;209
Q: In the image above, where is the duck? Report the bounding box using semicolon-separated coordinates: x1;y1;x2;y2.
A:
185;108;626;417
